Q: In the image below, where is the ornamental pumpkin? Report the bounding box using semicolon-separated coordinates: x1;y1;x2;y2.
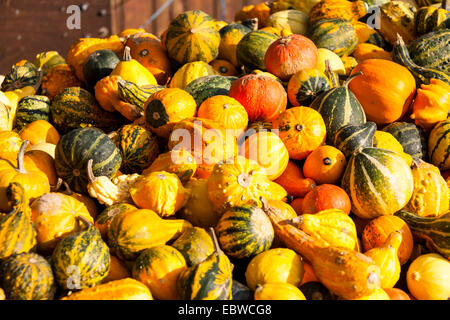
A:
15;95;51;131
0;183;37;260
0;141;50;212
383;288;411;300
51;216;110;290
132;245;187;300
361;215;414;265
308;0;368;24
184;75;238;106
228;73;287;122
316;48;346;74
0;252;56;300
372;131;414;166
269;0;321;15
142;149;196;183
110;46;157;87
30;191;94;254
378;1;417;45
236;30;280;71
405;159;449;218
287;68;331;106
23;150;57;186
165;10;221;65
352;43;393;61
407;253;450;300
82;49;120;88
171;226;215;266
348;287;391;300
341;147;414;219
302;184;351;215
125;32;172;85
40;64;82;100
103;255;131;283
364;231;402;289
54;127;122;194
0;130;23;164
266;9;309;35
245;247;304;291
129;171;188;218
303;145;347;185
178;178;219;228
210;59;239;77
274;161;317;198
254;283;306;300
169;61;219;89
348;59;416;125
273;106;326;161
333;122;377;158
18;120;59;145
118;28;147;38
410;78;450;131
218;23;252;67
1;61;41;92
264;34;319;81
107;207;192;261
381;122;428;160
197;95;249;135
236;2;271;27
144;88;197;139
428;119;450;170
215;204;274;259
33;51;66;75
66;35;124;82
94;203;137;241
239;130;289;180
207;156;272;214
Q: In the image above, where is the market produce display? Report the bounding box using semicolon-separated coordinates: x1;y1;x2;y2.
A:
0;0;449;301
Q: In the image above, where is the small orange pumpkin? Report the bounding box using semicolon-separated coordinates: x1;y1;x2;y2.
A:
18;120;60;145
302;145;347;185
273;161;316;198
302;184;351;215
23;150;58;186
273;106;326;160
209;59;239;76
352;43;392;62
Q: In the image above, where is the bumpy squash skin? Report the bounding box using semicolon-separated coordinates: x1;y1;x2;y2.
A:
0;183;37;260
215;205;274;259
428;119;450;171
61;278;153;300
132;245;187;300
51;218;110;290
15;95;50;131
171;227;215;266
0;252;56;300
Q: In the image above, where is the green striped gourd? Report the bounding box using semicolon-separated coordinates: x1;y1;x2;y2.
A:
50;87;123;134
310;72;366;144
55;127;122;193
236;30;280;71
393;34;450;85
177;228;233;300
215;205;275;259
416;0;443;6
15;95;50;131
287;68;331;106
218;23;252;66
415;4;450;35
382;122;427;160
408;29;450;74
0;252;56;300
428;119;450;170
366;30;391;51
111;124;158;174
1;61;41;91
341;147;414;219
51;216;110;290
165;10;221;65
395;210;450;260
308;18;358;57
117;79;165;111
171;226;215;266
94;203;137;241
333;121;377;158
184;75;238;106
0;183;37;260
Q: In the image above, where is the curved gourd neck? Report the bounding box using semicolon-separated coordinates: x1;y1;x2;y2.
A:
15;140;29;174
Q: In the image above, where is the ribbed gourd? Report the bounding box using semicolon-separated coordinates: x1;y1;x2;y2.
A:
51;216;110;290
171;226;215;266
176;228;233;300
15;95;51;131
333;122;377;158
287;68;331;106
236;30;280;71
117;79;165;111
428;119;450;170
341;147;414;219
381;122;428;160
184;75;238;106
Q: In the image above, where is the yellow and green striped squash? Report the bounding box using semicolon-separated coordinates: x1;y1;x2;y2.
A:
0;252;56;300
171;226;215;266
215;205;274;259
165;10;221;65
341;147;414;219
236;30;280;71
428;119;450;171
117;79;165;111
94;203;138;241
51;216;110;290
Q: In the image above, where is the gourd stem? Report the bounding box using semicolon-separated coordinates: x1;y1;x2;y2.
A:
15;140;29;174
76;214;93;230
62;181;73;196
208;227;223;254
50;178;63;192
343;71;363;87
123;46;132;61
86;159;96;183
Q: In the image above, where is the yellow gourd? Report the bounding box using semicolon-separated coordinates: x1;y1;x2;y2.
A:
364;231;402;289
254;283;306;300
110;46;157;87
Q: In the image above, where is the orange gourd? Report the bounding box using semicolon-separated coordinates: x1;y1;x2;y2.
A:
302;184;351;215
348;59;416;125
209;59;239;76
18;120;60;145
352;43;393;62
410;78;450;131
273;161;316;198
302;145;347;185
383;288;411;300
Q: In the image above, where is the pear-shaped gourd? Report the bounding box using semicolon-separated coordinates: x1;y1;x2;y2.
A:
176;228;233;300
333;122;377;158
364;231;402;289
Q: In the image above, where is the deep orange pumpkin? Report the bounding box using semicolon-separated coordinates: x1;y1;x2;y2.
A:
290;198;304;215
228;74;287;122
348;59;416;125
301;184;351;215
302;145;347;185
273;160;316;198
264;34;319;81
383;288;411;300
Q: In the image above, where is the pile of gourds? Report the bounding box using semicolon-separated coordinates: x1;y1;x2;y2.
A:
0;0;449;301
